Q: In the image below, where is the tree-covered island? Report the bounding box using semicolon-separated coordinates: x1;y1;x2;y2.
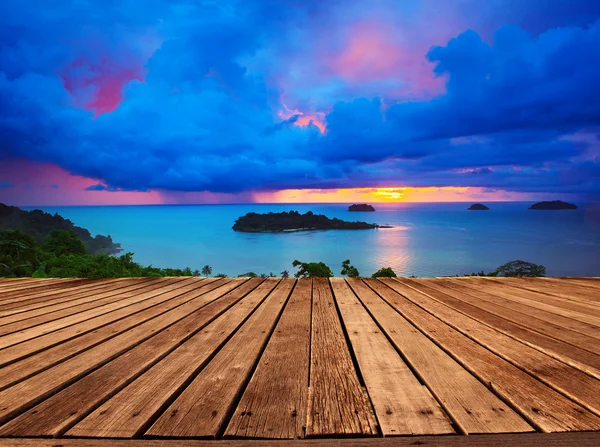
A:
232;210;389;232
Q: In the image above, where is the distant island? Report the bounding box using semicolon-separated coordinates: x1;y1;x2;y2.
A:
529;200;577;210
232;210;386;232
0;203;122;255
348;203;375;212
468;203;490;210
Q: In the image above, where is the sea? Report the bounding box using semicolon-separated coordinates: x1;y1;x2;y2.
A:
23;202;600;277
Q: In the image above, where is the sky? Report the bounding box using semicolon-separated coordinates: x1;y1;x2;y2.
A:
1;0;599;206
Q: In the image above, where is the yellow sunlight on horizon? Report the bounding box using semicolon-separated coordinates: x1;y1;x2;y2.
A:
251;186;526;203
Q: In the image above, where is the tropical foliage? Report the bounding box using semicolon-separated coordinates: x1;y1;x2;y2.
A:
292;260;334;278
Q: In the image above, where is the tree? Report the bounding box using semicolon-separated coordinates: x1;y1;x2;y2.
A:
371;267;397;278
292;260;333;278
238;272;258;277
494;260;546;277
341;259;360;278
280;270;289;278
41;230;86;257
214;273;228;278
201;265;212;277
0;229;39;277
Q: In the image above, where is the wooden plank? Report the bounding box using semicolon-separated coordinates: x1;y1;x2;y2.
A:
0;278;144;315
484;278;600;304
418;278;600;378
224;278;312;439
393;278;600;419
3;433;600;447
0;278;187;346
0;279;247;427
306;278;377;437
0;279;71;297
0;278;177;335
0;279;165;323
0;279;226;389
433;279;599;355
459;279;600;326
441;279;600;341
146;279;294;438
368;278;600;432
0;279;109;304
0;279;265;437
346;278;532;435
69;279;280;439
332;278;454;436
2;433;600;447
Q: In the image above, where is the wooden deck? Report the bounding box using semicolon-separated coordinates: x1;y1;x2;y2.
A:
0;276;599;446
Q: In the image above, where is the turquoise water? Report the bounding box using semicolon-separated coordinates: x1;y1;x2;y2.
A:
24;202;600;277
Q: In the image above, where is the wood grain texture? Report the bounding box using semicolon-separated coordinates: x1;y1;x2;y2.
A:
146;279;293;438
438;279;600;348
453;279;600;327
394;278;600;419
413;279;600;379
305;278;377;437
371;278;600;432
224;278;312;439
481;278;600;303
7;433;600;447
67;278;274;439
347;278;532;435
0;279;166;324
0;279;263;437
0;278;179;336
332;278;454;436
0;279;225;372
0;277;599;442
0;280;245;427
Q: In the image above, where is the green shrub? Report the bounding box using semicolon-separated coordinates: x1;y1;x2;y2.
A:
371;267;397;278
292;260;333;278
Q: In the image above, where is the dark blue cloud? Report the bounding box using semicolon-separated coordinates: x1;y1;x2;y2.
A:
0;0;599;199
0;182;13;189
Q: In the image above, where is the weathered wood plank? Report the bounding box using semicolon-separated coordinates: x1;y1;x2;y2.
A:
417;278;600;379
455;279;600;326
67;279;277;439
146;279;294;438
347;278;532;435
393;278;600;419
483;278;600;303
434;279;599;354
1;433;600;446
0;278;226;389
224;278;312;439
0;280;246;427
0;279;264;437
332;278;454;436
305;278;377;437
0;279;188;346
0;279;111;306
0;279;168;324
440;279;600;341
369;278;600;432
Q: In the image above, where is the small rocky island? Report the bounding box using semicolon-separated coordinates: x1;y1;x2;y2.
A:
348;203;376;212
233;210;385;232
528;200;577;210
468;203;490;210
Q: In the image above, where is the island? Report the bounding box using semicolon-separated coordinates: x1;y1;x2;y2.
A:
232;210;386;232
468;203;490;210
0;203;122;255
348;203;376;212
528;200;577;210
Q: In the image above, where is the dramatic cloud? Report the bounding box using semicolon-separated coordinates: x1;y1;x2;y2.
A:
1;0;599;203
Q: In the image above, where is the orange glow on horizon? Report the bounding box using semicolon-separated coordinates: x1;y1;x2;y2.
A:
253;186;537;203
